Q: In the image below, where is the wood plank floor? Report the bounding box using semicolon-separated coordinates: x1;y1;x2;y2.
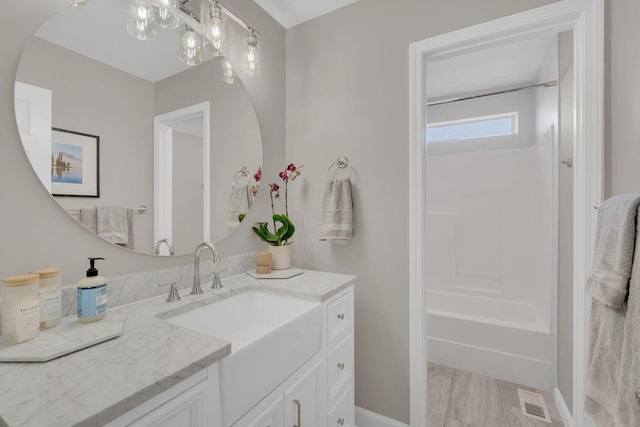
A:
427;363;565;427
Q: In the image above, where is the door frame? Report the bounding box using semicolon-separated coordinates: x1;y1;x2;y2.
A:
408;1;604;426
154;102;211;253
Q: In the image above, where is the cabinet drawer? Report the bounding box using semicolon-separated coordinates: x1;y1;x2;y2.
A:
327;290;353;344
327;384;354;427
327;333;353;403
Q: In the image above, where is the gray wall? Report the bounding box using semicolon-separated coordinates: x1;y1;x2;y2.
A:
286;0;558;422
154;59;262;245
606;0;640;197
0;0;284;283
16;37;156;254
172;130;204;255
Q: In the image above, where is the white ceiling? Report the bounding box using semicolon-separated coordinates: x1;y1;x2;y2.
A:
426;34;558;101
253;0;359;29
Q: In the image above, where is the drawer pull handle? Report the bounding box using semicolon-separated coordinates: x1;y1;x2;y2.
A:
294;399;302;427
337;313;345;320
338;362;345;370
338;417;345;425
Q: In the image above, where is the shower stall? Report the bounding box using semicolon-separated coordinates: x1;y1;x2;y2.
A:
425;36;559;391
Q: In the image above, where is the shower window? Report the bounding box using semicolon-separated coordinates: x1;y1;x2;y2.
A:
427;112;518;143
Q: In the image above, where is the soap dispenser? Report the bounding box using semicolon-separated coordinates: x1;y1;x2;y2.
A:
77;257;107;323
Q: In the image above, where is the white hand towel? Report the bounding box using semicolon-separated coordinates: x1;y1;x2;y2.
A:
79;207;97;233
585;194;640;427
586;194;640;308
226;183;251;233
97;206;129;244
318;177;353;240
123;208;135;250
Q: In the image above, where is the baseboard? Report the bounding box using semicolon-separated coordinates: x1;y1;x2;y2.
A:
427;337;553;390
552;387;573;427
355;406;409;427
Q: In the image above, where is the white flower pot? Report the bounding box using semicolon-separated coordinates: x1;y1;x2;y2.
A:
268;244;292;270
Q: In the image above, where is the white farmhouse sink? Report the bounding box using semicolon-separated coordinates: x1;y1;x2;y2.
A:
166;290;322;426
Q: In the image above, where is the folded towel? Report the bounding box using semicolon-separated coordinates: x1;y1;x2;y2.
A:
79;207;97;233
97;206;129;244
318;177;353;240
123;208;135;250
585;194;640;427
586;194;640;308
226;183;251;233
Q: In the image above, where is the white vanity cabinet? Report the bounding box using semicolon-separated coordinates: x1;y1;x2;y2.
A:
283;359;326;426
325;287;355;427
105;365;222;427
231;285;355;427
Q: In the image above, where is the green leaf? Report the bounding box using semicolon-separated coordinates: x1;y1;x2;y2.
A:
238;213;246;223
252;222;278;244
279;214;295;242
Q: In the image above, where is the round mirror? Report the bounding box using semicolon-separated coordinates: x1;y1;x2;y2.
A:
14;0;262;256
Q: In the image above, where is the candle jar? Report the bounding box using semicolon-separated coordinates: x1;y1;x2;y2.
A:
30;268;62;330
1;274;40;345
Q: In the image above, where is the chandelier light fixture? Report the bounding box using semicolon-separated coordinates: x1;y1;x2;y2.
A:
178;24;203;66
124;0;261;79
220;59;235;84
152;0;180;29
242;29;260;78
204;0;227;56
127;0;157;41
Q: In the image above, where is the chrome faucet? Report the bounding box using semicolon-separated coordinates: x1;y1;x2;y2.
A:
193;242;221;295
154;238;175;256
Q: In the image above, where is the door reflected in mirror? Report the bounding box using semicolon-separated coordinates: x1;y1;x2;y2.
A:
14;0;262;256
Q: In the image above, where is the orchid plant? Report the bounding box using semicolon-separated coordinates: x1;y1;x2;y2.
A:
252;163;303;246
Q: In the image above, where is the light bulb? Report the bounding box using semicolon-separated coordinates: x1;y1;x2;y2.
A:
156;7;179;29
204;1;227;56
152;0;177;10
242;31;260;77
152;0;179;29
221;59;235;84
73;0;90;7
127;0;156;41
178;26;202;66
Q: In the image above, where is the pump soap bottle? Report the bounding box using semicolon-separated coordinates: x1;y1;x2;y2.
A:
77;257;107;323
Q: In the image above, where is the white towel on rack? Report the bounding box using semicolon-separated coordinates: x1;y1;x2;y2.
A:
79;207;97;233
78;207;135;248
97;206;129;245
318;177;353;241
585;194;640;427
226;183;251;233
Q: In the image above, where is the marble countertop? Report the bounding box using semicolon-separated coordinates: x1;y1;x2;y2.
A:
0;269;355;427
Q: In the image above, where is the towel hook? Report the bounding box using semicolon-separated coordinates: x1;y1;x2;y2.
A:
233;166;250;185
328;157;353;179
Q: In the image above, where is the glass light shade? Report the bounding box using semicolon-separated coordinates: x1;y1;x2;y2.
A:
221;59;235;84
127;0;156;41
152;0;177;10
178;26;203;66
204;2;227;56
155;7;180;29
242;31;260;77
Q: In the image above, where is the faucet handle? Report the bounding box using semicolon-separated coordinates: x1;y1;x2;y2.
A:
211;272;223;289
166;282;181;302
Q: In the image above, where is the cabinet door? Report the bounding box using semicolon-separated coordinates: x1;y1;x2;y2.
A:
246;396;283;427
284;360;325;427
128;379;208;427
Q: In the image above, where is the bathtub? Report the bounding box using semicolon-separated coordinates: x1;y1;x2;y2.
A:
427;290;553;390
